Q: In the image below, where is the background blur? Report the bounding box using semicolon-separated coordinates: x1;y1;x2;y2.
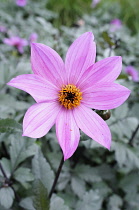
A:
0;0;139;210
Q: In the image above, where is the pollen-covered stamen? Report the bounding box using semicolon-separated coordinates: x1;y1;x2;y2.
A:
59;84;82;109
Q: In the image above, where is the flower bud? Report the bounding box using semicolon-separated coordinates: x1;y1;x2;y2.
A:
96;110;111;121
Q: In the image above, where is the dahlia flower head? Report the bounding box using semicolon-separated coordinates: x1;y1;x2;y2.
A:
125;66;139;82
7;32;130;160
16;0;27;7
3;36;28;54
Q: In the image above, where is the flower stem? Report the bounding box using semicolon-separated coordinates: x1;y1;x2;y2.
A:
0;161;8;181
129;123;139;146
49;155;64;199
0;161;20;201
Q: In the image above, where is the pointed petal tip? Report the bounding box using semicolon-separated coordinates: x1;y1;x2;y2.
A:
7;76;19;86
123;88;131;101
62;149;75;161
7;79;15;86
116;56;122;62
63;153;71;161
127;89;131;97
64;156;67;161
6;82;10;86
85;31;94;40
106;144;111;151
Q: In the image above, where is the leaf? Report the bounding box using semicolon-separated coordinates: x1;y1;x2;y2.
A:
131;103;139;119
50;195;69;210
112;142;139;169
0;118;22;134
102;31;115;46
71;176;86;198
114;103;128;119
125;192;139;210
32;149;54;192
93;181;112;197
10;134;37;171
0;158;11;179
57;171;70;191
0;187;15;209
74;164;102;183
76;190;103;210
107;194;123;210
33;179;50;210
120;172;139;194
0;204;7;210
14;167;34;187
20;197;35;210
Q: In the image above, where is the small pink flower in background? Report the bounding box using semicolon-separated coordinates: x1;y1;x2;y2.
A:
91;0;101;8
0;26;7;33
3;36;28;53
29;33;38;43
7;32;130;160
110;19;122;32
16;0;27;7
76;19;85;27
125;66;139;82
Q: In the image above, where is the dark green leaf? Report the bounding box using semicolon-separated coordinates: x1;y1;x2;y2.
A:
33;179;50;210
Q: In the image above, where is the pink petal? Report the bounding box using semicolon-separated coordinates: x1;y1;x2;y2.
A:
23;102;61;138
73;105;111;149
82;82;131;110
17;45;24;54
78;56;122;89
56;108;80;160
31;43;66;87
3;38;13;46
65;32;96;84
7;74;58;103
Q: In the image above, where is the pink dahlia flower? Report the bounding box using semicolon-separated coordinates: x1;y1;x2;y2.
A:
125;66;139;82
7;32;130;160
3;36;28;54
16;0;27;7
110;19;122;32
29;33;38;43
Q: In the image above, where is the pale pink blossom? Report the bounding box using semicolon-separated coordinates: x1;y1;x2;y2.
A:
0;26;7;33
3;36;28;53
29;33;38;43
110;19;122;32
91;0;101;8
16;0;27;7
125;66;139;82
7;32;130;160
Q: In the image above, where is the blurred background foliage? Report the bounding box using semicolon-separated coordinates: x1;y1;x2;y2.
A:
46;0;92;27
46;0;139;34
0;0;139;210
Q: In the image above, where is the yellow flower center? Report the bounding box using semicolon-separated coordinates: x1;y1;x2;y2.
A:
58;84;82;109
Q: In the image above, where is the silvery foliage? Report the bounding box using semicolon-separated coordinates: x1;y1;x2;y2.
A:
0;0;139;209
